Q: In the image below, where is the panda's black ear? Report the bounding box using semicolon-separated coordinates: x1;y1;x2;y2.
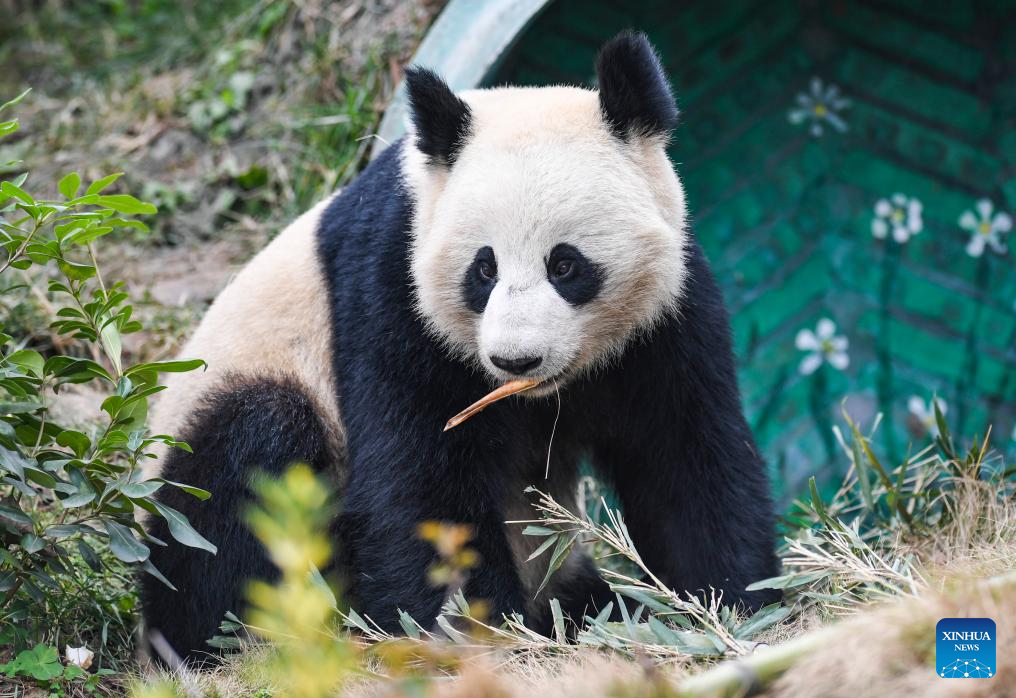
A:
595;31;678;141
404;67;473;167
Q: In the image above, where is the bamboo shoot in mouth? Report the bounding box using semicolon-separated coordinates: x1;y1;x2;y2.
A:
443;378;542;431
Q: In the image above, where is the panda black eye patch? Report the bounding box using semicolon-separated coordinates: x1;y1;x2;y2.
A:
462;246;497;313
547;243;604;306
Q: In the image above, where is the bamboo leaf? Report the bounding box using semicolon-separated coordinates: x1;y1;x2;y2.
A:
534;532;577;597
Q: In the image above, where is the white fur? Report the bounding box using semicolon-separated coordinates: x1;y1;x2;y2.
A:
143;196;344;480
403;86;689;391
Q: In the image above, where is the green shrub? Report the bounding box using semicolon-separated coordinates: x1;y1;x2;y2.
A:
0;89;209;684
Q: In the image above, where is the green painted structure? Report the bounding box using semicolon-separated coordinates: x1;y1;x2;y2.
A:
396;0;1016;508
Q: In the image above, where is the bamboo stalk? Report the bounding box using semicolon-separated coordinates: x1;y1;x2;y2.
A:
443;378;541;431
674;627;839;698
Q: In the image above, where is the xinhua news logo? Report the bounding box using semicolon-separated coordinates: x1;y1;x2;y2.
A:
936;618;996;678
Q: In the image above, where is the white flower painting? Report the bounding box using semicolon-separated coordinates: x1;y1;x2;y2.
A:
788;77;850;137
872;194;923;243
960;199;1011;257
907;395;947;438
795;318;849;375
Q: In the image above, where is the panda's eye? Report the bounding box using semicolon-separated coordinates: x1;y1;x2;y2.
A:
478;260;496;281
552;259;575;279
547;243;604;306
463;246;497;313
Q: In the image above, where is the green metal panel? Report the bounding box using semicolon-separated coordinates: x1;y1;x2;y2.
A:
374;0;553;156
490;0;1016;508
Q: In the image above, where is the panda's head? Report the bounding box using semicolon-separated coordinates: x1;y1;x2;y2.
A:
403;32;688;393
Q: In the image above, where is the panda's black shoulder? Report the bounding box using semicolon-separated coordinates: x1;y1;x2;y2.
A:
315;139;414;268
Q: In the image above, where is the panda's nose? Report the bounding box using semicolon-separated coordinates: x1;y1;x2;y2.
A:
490;354;542;375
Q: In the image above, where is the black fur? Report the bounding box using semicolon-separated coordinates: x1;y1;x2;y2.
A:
596;31;679;140
547;242;604;306
142;377;329;662
462;246;497;313
404;67;472;167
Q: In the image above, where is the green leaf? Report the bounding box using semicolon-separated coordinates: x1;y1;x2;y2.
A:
95;194;156;215
120;481;163;498
23;466;57;488
59;490;96;508
65;224;114;247
56;429;91;458
150;500;217;554
64;665;86;681
103;520;150;563
398;610;422;639
745;570;827;591
84;173;123;196
44;356;114;384
0;88;31;114
8;644;63;681
534;532;576;596
58;258;96;281
125;358;206;376
155;478;211;500
308;562;338;612
592;601;614;624
0;181;33;206
734;603;792;640
5;349;44;377
58;172;81;199
0;400;43;414
140;559;177;591
648;614;683;645
807;476;837;528
526;532;560;562
44;523;93;538
609;586;674;615
76;539;102;572
99;317;123;376
343;608;371;633
550;598;567;643
20;533;44;553
0;503;32;527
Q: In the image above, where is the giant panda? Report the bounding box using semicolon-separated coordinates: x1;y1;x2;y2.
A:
142;31;780;660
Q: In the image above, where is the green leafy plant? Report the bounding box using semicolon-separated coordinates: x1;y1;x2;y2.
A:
749;403;1015;613
1;90;210;670
1;643;112;696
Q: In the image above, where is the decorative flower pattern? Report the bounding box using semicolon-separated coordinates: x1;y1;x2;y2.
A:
795;318;849;375
788;77;850;137
872;193;923;243
907;395;947;438
960;199;1011;257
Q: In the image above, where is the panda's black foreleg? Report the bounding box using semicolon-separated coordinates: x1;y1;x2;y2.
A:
339;424;531;633
341;483;530;633
142;378;330;664
596;243;780;611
